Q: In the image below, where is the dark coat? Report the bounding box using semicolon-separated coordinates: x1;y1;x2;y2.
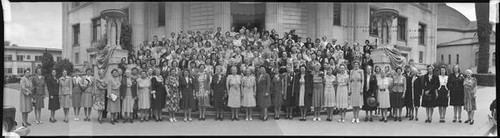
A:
256;73;272;108
421;73;439;107
211;74;227;108
448;73;465;106
362;73;378;110
293;71;313;107
179;76;195;109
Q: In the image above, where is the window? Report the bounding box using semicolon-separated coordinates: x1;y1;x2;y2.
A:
57;57;62;61
369;7;378;36
475;52;479;66
493;52;496;66
5;68;12;74
73;24;80;46
17;68;24;74
5;55;12;61
35;56;43;61
441;54;444;63
333;3;341;26
158;3;165;27
26;55;31;60
419;51;424;63
75;52;80;64
456;54;459;64
397;16;407;41
17;55;24;61
418;23;426;45
448;54;451;64
92;18;102;42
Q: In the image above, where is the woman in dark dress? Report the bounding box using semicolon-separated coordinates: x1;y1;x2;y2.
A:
448;65;464;123
283;65;295;120
403;66;413;119
211;66;227;121
422;65;439;123
180;70;196;122
437;66;450;123
412;70;424;121
151;68;166;122
257;65;272;121
294;65;313;121
47;69;60;123
362;65;377;122
271;67;284;120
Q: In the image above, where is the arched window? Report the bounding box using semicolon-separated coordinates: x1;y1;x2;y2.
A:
448;54;451;64
441;54;444;63
456;54;459;64
493;52;496;66
475;52;479;66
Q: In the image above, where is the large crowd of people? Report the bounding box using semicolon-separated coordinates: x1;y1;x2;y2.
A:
18;26;478;126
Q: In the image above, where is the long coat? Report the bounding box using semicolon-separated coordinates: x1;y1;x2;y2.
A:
211;74;227;109
362;74;378;110
293;71;313;107
179;76;196;109
283;72;295;107
256;73;272;108
421;73;439;107
46;75;60;110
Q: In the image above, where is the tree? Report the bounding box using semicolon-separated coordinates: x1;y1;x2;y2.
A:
475;3;491;74
53;58;74;78
120;21;133;52
41;49;55;78
5;41;11;46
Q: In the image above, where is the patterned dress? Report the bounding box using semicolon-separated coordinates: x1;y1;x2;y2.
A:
463;77;477;111
121;77;134;113
93;77;106;111
19;76;33;113
80;75;94;108
241;75;256;107
107;77;121;113
271;74;284;108
323;74;336;107
349;69;364;108
165;75;180;112
196;72;211;107
137;77;151;109
32;75;46;109
312;72;324;108
336;73;349;109
256;74;272;108
227;75;242;108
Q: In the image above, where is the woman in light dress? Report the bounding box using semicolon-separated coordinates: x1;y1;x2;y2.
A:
19;70;33;126
59;69;73;123
107;69;121;125
323;67;337;122
377;69;392;122
463;69;477;125
137;70;151;122
165;68;181;122
121;69;137;123
72;69;83;121
349;61;364;123
241;67;256;121
336;64;350;123
227;66;242;121
81;68;95;122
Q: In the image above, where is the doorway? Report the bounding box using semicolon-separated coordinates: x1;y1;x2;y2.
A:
230;2;266;32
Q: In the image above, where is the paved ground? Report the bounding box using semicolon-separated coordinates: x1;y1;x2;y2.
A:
3;85;496;136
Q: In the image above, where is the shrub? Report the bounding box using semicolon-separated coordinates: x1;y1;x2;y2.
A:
53;58;74;78
41;50;55;78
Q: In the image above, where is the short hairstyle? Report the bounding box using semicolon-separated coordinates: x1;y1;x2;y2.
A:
452;64;461;74
111;68;119;74
395;67;403;72
85;68;92;73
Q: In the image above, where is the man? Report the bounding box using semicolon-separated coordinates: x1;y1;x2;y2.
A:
290;30;299;42
362;65;378;121
363;40;374;54
362;53;374;70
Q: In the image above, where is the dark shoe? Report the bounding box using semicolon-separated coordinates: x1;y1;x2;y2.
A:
458;119;462;123
384;119;387;123
398;117;402;122
379;118;384;122
231;118;235;121
415;118;418;121
26;122;32;126
425;119;429;123
98;119;103;124
130;119;133;123
394;118;397;121
123;119;127;123
111;121;115;125
220;117;224;121
409;116;414;121
469;120;474;125
464;119;470;123
235;118;239;121
369;118;373;122
364;117;369;122
452;118;457;123
429;120;432;123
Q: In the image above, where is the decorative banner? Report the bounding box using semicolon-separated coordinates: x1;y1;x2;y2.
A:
381;47;406;70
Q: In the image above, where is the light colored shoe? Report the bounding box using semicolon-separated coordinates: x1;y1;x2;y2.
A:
249;118;253;121
342;119;345;123
173;118;177;122
351;118;355;123
183;118;187;122
318;118;321;121
356;118;360;123
338;119;342;122
169;118;173;122
74;118;79;121
245;118;249;121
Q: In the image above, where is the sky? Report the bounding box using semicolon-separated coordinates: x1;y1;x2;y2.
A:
2;2;499;49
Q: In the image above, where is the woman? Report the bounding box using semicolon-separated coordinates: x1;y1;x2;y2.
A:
137;70;151;122
436;66;449;123
403;66;413;119
121;69;137;123
32;68;47;124
81;68;95;122
241;67;256;121
59;69;72;123
20;70;33;126
449;65;464;123
151;68;166;122
323;66;336;121
463;69;477;125
377;69;392;122
227;66;242;121
47;69;60;123
391;67;406;122
257;65;272;121
362;65;377;122
271;67;285;120
295;65;312;121
94;69;107;124
336;64;350;122
422;65;438;123
349;61;364;123
374;66;382;116
166;68;181;122
72;69;83;121
408;69;423;121
211;66;227;121
107;69;121;125
311;62;324;122
180;70;196;122
195;64;211;121
284;65;295;120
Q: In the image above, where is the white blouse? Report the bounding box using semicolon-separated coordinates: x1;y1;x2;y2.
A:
438;75;448;86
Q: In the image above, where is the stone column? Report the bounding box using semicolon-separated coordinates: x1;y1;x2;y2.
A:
316;3;334;40
214;2;231;32
166;2;183;35
353;3;369;44
130;2;145;50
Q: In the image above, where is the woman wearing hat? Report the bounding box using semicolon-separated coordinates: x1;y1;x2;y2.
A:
20;69;33;126
463;69;477;125
107;69;121;124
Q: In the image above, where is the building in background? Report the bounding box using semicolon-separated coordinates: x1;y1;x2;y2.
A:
436;4;496;74
62;2;438;69
4;45;62;78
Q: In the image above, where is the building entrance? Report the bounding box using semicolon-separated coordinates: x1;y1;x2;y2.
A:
230;2;266;32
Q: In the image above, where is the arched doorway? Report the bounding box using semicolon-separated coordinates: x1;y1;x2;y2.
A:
230;2;266;32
